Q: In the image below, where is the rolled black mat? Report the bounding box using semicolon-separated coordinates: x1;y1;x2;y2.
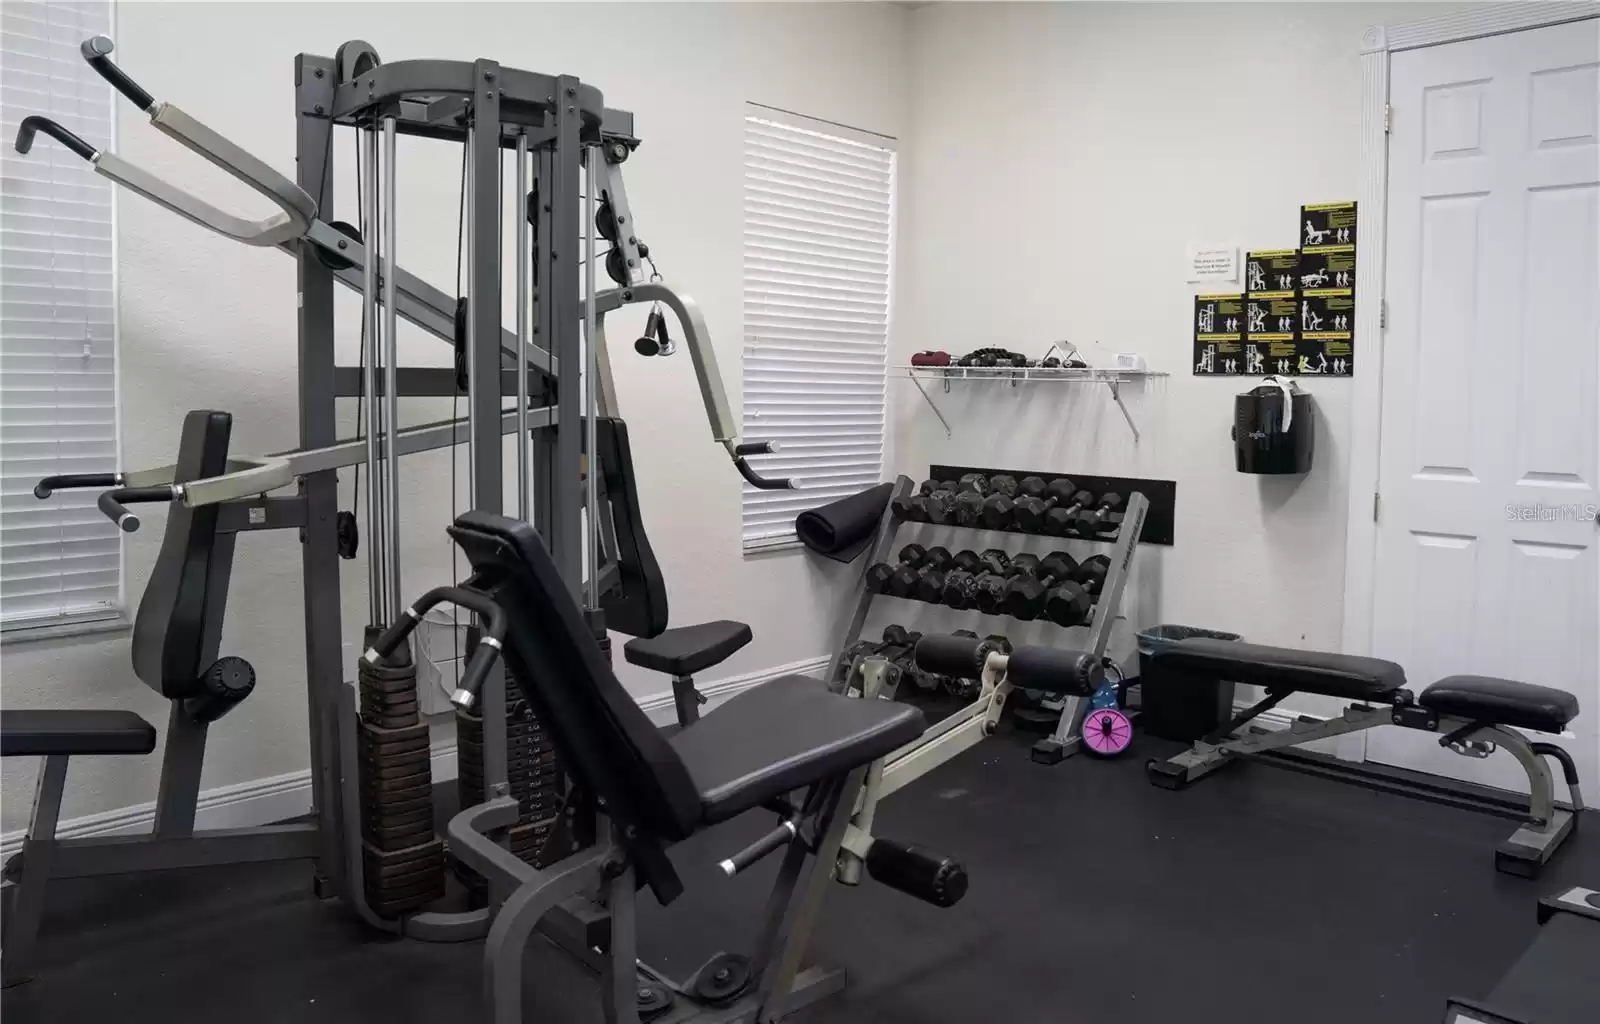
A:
795;482;893;563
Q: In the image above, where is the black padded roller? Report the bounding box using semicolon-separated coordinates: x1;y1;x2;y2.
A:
913;634;991;679
865;838;968;908
1005;645;1104;696
182;656;257;723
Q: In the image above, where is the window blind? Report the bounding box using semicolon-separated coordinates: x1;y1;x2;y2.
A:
740;109;894;550
1;0;121;629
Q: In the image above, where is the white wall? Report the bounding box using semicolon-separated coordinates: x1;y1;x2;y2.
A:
1;2;908;834
885;1;1473;705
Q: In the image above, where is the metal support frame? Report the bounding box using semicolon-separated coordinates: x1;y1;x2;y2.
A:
1032;490;1150;764
452;763;865;1024
1149;699;1584;875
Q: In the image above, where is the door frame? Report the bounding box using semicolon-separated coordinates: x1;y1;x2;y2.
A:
1339;1;1600;664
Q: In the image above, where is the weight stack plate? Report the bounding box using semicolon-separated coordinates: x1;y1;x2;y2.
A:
355;644;443;915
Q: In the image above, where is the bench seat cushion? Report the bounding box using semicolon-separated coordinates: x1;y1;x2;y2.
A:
624;620;752;677
670;674;924;825
1;710;157;757
1151;638;1407;701
1420;676;1578;734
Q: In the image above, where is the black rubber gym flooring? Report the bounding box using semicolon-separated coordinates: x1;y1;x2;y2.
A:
5;723;1596;1024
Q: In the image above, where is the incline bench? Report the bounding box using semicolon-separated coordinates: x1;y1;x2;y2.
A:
1145;640;1584;877
363;510;966;1024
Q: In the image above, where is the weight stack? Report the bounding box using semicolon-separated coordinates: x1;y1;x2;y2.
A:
356;635;446;917
453;670;590;889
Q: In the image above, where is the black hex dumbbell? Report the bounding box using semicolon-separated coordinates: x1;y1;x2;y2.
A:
980;477;1019;529
1073;554;1112;596
891;490;926;522
971;550;1017;615
953;490;986;527
888;546;952;598
1073;493;1123;537
939;549;988;610
956;473;990;496
1044;489;1095;536
1002;552;1081;620
865;543;930;594
1013;477;1077;533
925;485;958;525
915;549;978;603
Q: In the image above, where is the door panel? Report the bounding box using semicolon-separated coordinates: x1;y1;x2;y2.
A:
1370;19;1600;795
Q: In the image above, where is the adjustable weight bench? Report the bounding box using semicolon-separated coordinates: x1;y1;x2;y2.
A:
1146;640;1583;877
364;510;959;1024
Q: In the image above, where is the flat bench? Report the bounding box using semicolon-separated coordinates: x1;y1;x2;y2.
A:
1;709;157;987
1145;640;1584;877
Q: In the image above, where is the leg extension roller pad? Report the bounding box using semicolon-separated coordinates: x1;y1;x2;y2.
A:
865;838;968;908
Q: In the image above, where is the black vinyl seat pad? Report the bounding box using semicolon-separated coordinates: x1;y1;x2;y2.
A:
1;710;157;757
624;620;752;676
669;674;925;826
1151;638;1407;702
1420;675;1579;735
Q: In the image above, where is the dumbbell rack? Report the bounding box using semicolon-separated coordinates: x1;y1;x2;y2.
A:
832;474;1150;764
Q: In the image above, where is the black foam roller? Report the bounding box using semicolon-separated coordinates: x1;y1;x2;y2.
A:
795;482;894;563
1005;645;1104;696
913;634;990;679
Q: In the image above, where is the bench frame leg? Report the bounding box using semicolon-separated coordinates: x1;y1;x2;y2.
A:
1148;700;1389;787
2;754;69;988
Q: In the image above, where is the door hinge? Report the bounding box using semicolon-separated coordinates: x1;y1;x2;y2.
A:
1373;492;1381;522
1379;299;1387;329
1383;104;1392;133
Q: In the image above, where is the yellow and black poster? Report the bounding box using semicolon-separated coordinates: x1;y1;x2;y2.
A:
1246;292;1297;378
1193;293;1244;376
1246;249;1299;294
1296;201;1357;377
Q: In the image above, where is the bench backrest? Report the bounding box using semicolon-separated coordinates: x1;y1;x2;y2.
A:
131;411;236;700
447;511;702;853
594;417;669;638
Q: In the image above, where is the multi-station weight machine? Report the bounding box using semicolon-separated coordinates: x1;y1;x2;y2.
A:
15;36;792;938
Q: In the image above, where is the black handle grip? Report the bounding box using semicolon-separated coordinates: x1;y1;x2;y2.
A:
452;634;506;710
732;452;795;491
34;473;122;499
97;486;178;533
80;36;154;112
913;634;993;679
718;819;799;877
735;441;778;457
1005;645;1104;696
15;116;97;161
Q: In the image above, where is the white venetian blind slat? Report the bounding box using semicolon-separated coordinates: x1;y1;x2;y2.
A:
0;0;122;629
741;110;893;549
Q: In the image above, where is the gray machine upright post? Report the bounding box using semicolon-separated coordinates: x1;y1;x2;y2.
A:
549;76;584;595
292;52;352;904
515;133;531;520
467;63;511;904
583;148;599;609
531;147;556;544
361;126;383;620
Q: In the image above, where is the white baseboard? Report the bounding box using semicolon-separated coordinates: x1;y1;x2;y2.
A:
1;655;830;860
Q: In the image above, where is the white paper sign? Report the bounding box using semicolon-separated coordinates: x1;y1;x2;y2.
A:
1186;244;1238;284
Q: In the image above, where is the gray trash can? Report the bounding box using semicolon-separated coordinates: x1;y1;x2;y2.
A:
1136;625;1241;742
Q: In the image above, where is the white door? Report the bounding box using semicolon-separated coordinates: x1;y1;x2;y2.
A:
1369;18;1600;795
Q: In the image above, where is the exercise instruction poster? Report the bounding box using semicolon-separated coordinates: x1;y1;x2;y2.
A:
1193;293;1244;376
1298;201;1356;376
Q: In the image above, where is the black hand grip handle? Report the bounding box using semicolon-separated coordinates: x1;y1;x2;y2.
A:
718;819;799;877
362;585;507;709
735;441;777;456
81;36;154;112
34;473;122;499
98;486;178;533
732;451;795;491
913;634;994;679
16;116;97;161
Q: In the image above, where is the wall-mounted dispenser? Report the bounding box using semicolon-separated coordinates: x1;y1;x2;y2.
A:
1232;376;1313;474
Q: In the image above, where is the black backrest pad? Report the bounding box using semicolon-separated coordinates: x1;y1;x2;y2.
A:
596;417;669;639
131;411;236;700
447;511;701;842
